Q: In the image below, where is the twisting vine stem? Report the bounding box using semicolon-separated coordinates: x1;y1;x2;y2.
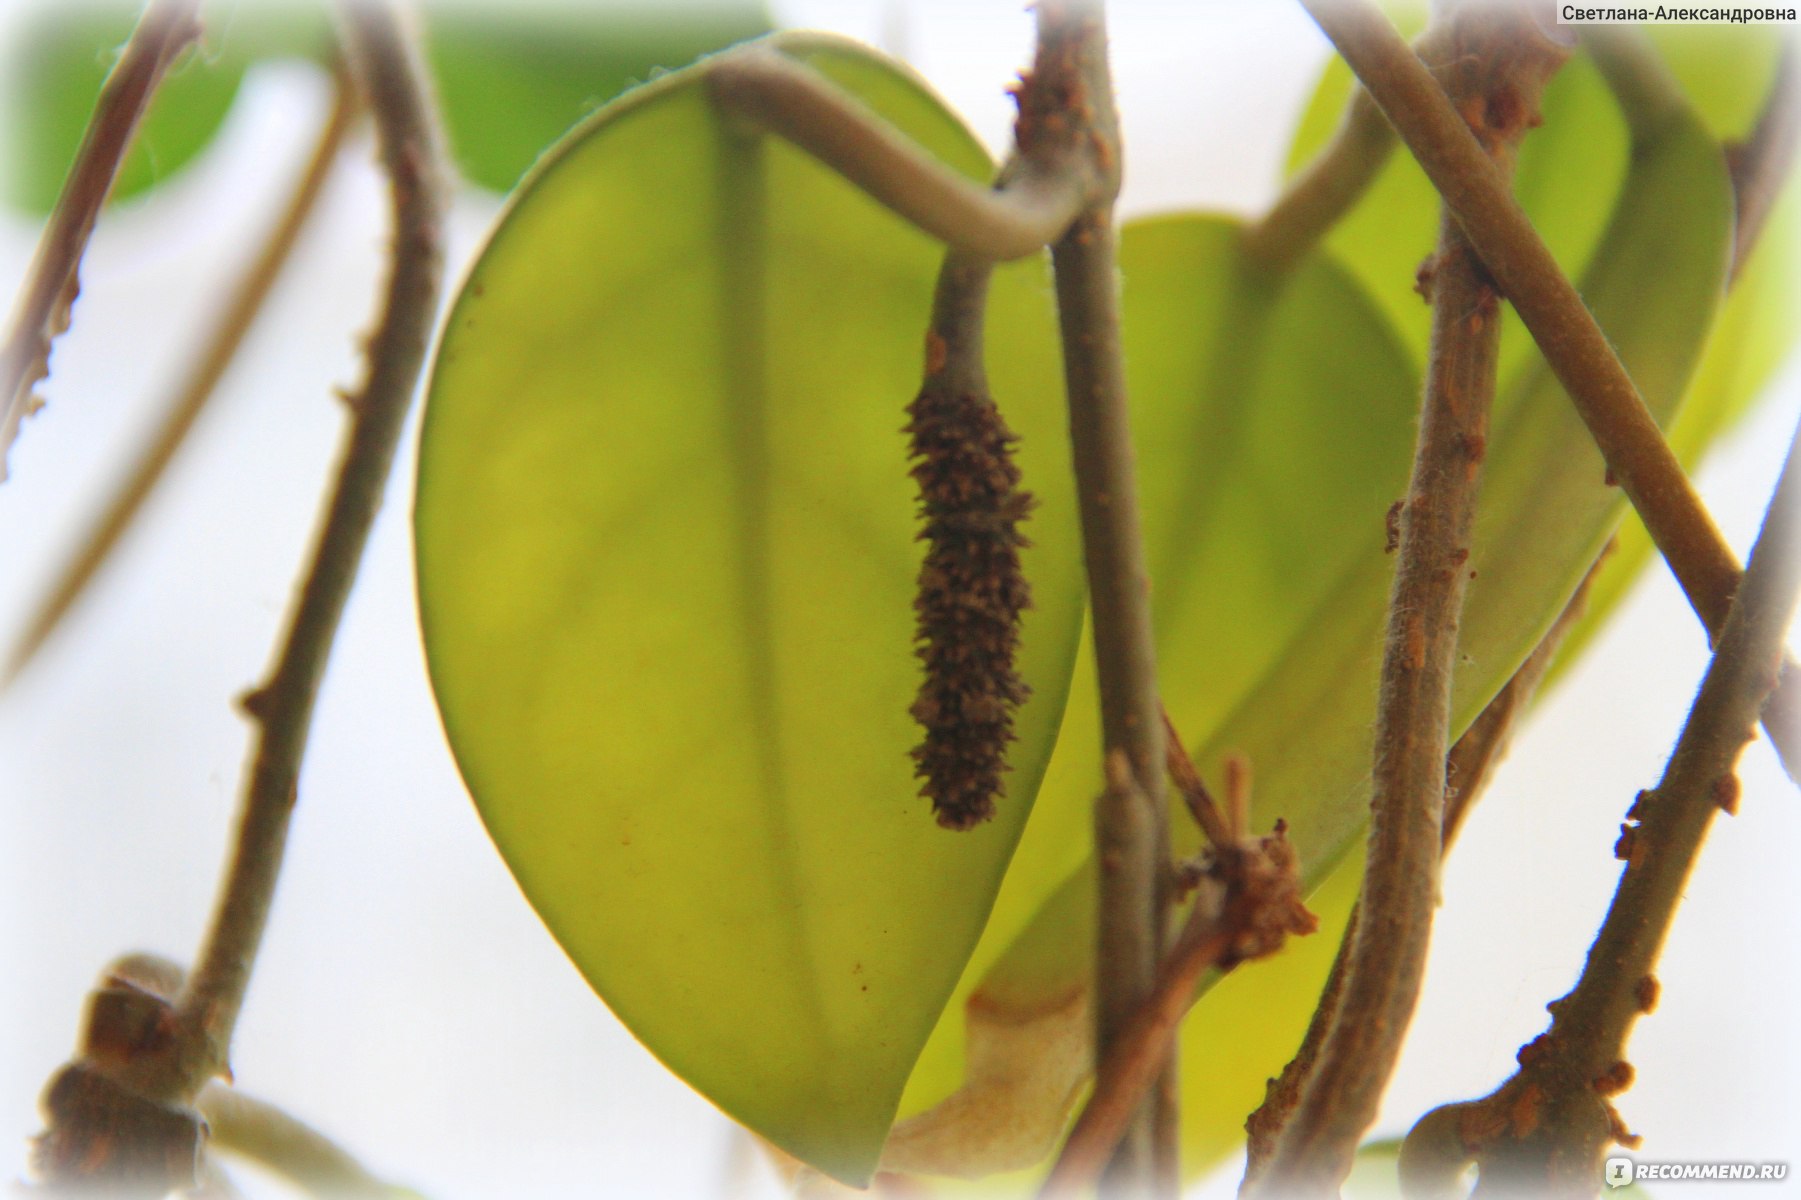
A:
0;0;201;479
706;47;1096;262
1249;7;1565;1193
1241;85;1394;271
30;5;445;1189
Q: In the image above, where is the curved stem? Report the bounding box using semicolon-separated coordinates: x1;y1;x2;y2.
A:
1242;88;1394;270
0;0;202;479
706;47;1093;261
165;0;449;1099
6;68;359;685
197;1084;407;1198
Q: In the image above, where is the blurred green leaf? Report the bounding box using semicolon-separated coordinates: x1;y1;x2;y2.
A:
1644;23;1783;140
423;4;771;194
414;34;1080;1185
2;0;770;211
899;46;1734;1183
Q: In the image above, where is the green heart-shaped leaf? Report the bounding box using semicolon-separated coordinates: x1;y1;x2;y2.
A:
415;34;1080;1184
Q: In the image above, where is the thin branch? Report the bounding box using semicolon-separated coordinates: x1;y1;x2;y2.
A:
0;0;202;480
1241;553;1602;1191
1026;2;1176;1190
163;0;449;1099
1042;816;1315;1200
1296;0;1801;783
1242;87;1394;270
1401;412;1801;1197
1163;704;1234;853
1724;38;1798;281
706;47;1095;261
1242;25;1464;271
5;68;359;686
197;1083;410;1198
1087;750;1165;1194
1249;9;1563;1192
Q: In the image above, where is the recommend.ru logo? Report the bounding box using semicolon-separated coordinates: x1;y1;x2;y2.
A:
1607;1157;1789;1187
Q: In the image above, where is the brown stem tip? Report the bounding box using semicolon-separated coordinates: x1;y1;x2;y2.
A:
906;379;1034;830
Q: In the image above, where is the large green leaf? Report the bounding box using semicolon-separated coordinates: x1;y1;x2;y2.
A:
895;46;1735;1183
414;35;1081;1184
1;1;770;210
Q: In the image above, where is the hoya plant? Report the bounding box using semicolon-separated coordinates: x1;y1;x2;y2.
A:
0;0;1796;1197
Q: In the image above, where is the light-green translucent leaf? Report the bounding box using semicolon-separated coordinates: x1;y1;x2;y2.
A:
1643;23;1783;140
415;35;1080;1184
903;62;1735;1182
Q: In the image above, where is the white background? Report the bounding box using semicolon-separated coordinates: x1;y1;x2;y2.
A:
1;1;1797;1197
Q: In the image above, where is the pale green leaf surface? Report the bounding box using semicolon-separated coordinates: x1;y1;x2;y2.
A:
1643;24;1783;140
416;36;1079;1184
900;71;1734;1181
1342;1139;1408;1199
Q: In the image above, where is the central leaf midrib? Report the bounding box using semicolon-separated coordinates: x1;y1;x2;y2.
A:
713;123;832;1049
